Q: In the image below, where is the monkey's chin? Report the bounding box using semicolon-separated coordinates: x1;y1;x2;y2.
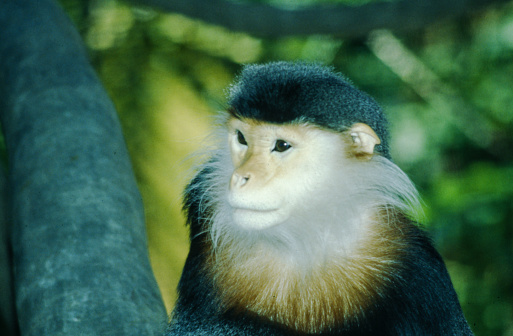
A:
231;208;288;230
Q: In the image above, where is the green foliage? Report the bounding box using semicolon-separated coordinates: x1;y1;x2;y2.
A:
61;1;513;334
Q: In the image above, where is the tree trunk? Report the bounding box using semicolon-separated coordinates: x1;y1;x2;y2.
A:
0;0;167;335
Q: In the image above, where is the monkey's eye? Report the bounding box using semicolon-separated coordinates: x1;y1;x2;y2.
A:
273;140;292;153
236;130;247;146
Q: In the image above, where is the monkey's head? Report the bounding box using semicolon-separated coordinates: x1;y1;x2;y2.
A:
213;62;403;232
198;62;417;255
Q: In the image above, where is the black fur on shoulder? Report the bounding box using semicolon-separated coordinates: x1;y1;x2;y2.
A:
228;62;391;158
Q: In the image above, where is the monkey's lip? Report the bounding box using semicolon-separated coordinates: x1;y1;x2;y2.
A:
232;207;280;215
228;197;280;213
231;207;286;230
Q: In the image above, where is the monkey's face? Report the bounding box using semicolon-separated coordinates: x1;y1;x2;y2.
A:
226;117;349;230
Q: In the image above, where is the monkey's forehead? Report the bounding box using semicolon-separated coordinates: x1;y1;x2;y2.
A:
227;62;391;158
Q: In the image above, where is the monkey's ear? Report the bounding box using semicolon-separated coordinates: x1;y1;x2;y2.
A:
349;123;381;156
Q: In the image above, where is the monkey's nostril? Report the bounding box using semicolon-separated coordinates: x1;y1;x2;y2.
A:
231;173;250;188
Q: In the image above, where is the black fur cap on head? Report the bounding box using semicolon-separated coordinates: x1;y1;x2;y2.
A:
227;62;391;159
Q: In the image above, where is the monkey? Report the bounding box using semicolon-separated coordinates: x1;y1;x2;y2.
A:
166;62;474;335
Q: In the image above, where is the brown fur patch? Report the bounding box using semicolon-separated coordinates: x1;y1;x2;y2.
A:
205;211;408;333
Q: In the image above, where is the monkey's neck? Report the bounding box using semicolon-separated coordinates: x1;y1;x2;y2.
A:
206;211;408;334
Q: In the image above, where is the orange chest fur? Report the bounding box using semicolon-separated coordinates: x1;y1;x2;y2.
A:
206;220;407;334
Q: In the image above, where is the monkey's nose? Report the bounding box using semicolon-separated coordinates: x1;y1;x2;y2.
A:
230;172;250;189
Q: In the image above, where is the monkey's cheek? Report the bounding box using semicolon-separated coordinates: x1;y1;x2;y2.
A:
231;208;288;230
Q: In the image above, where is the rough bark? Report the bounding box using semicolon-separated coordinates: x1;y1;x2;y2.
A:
0;0;167;334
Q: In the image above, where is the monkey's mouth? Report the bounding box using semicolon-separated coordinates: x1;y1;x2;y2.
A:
231;207;286;230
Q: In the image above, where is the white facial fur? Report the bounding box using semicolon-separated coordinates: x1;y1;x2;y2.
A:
226;117;341;230
194;116;420;267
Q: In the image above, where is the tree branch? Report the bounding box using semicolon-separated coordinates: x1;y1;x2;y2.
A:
0;0;167;334
126;0;509;38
